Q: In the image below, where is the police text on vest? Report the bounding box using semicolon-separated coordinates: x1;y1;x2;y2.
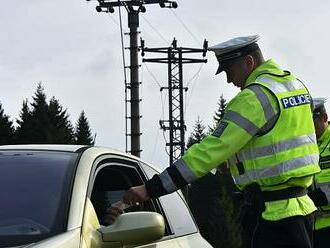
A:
281;94;311;109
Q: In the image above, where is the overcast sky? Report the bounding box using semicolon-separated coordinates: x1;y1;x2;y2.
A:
1;0;330;168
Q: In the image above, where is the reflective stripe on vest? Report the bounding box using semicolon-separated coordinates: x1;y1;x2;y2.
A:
233;153;319;185
229;75;319;189
174;159;197;184
256;77;305;94
248;84;275;122
223;111;259;136
229;134;317;164
159;170;177;193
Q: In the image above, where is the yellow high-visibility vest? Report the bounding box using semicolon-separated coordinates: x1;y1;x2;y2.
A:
166;60;320;221
314;125;330;230
229;74;319;191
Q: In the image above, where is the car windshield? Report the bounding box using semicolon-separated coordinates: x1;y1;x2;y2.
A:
0;150;79;247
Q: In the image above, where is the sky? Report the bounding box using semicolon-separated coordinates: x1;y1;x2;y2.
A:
1;0;330;169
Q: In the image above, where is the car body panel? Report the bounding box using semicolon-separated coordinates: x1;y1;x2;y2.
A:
26;229;80;248
0;145;212;248
0;145;85;153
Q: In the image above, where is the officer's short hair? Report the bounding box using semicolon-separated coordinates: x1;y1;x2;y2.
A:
312;97;327;118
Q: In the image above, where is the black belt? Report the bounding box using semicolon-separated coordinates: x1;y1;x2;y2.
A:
262;187;307;202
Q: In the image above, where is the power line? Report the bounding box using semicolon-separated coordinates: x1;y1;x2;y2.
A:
150;126;161;161
107;12;120;26
142;38;207;165
184;64;204;114
142;64;166;120
117;5;129;153
90;0;179;157
186;63;204;88
170;9;200;45
141;64;168;159
143;63;162;88
141;15;169;44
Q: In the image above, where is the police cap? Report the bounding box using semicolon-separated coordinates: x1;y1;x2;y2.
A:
208;35;260;75
312;97;327;116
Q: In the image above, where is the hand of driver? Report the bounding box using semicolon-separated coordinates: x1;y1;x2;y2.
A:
102;206;124;225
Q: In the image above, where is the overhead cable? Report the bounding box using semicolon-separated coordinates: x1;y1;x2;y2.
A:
118;4;129;153
108;12;120;26
141;15;170;44
170;9;200;46
184;64;204;114
143;64;166;120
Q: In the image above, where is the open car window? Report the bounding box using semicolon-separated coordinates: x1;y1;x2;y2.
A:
88;159;172;235
140;162;198;236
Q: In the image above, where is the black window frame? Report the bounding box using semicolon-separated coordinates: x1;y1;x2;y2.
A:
86;155;174;237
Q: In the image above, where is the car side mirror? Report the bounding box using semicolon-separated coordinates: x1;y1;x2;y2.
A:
98;212;165;247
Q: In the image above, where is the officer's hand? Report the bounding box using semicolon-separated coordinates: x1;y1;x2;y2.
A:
123;185;150;205
102;206;124;225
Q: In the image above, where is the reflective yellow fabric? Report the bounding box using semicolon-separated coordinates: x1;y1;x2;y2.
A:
182;60;319;221
241;60;318;220
315;125;330;230
183;88;268;178
230;60;319;190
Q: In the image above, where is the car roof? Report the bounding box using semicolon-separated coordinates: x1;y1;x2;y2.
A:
0;144;87;152
0;144;162;173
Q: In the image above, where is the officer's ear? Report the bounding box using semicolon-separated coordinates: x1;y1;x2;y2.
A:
322;112;328;123
244;55;255;72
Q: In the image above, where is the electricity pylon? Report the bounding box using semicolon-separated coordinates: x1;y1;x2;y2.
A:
142;38;208;165
87;0;178;157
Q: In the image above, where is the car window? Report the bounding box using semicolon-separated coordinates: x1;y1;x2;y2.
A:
140;162;198;236
88;161;157;219
0;150;78;247
87;158;173;236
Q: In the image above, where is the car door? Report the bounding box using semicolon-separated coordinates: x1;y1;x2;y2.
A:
139;162;213;248
82;154;181;248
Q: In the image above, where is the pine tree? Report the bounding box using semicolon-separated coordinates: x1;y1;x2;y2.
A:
214;94;227;123
15;99;34;144
186;116;206;148
29;83;50;143
16;83;76;144
48;97;75;144
210;94;227;132
0;102;15;145
75;111;94;145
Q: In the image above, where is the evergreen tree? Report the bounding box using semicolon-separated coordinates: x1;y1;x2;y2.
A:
29;83;50;143
210;94;227;132
186;116;206;148
15;99;34;144
0;102;15;145
15;83;77;145
214;94;227;123
48;97;75;144
75;111;94;145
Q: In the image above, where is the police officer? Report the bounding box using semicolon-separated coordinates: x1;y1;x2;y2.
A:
309;98;330;248
123;35;320;248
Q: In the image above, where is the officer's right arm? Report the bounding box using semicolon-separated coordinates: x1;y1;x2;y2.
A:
145;85;279;198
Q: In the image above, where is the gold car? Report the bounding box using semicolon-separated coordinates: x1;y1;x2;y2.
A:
0;145;212;248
